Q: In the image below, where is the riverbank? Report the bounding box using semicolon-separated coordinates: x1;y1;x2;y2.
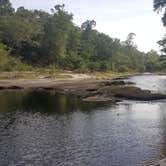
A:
0;72;166;102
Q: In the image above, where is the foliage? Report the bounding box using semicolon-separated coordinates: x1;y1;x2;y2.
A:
0;1;164;72
154;0;166;71
0;43;33;71
145;50;161;71
0;0;14;16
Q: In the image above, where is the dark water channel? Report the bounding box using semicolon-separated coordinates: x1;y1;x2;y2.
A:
0;75;166;166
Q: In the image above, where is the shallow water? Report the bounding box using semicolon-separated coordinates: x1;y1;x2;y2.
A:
0;75;166;166
129;74;166;94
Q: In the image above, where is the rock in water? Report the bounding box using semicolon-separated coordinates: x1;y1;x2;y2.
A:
155;158;166;166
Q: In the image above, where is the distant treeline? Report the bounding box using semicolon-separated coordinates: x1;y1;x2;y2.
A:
0;0;165;72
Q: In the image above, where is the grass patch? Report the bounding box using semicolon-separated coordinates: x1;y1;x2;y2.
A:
91;71;140;79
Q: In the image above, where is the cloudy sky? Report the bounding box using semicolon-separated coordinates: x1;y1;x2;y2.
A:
11;0;165;53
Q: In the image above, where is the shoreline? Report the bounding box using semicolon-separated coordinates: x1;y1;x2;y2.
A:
0;73;166;102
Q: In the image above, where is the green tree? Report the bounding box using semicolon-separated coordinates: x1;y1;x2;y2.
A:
0;11;44;63
0;0;161;72
145;50;161;71
81;20;96;31
154;1;166;70
124;33;136;48
79;20;97;64
0;0;14;16
43;4;73;65
0;43;25;71
154;0;166;26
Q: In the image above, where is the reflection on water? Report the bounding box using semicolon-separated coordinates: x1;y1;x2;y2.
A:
0;90;113;114
0;75;166;166
129;75;166;94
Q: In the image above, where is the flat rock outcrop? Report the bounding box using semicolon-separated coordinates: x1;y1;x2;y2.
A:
101;86;166;101
0;79;166;102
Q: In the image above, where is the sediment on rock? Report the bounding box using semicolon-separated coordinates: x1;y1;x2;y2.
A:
101;86;166;101
82;96;113;102
0;78;165;102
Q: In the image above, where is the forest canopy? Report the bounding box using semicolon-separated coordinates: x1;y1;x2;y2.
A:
0;0;164;72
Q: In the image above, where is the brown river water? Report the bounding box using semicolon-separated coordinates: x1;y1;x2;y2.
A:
0;75;166;166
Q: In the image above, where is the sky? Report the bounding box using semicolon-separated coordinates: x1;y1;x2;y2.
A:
10;0;165;53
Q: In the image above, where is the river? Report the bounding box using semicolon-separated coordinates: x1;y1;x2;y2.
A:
0;75;166;166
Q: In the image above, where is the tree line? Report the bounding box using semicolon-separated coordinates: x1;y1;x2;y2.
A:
154;0;166;69
0;0;164;72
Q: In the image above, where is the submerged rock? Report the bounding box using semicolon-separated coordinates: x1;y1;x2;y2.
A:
155;158;166;166
102;80;134;86
0;77;165;102
83;95;113;102
112;76;129;80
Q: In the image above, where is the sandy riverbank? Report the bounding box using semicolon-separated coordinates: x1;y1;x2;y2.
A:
0;72;166;102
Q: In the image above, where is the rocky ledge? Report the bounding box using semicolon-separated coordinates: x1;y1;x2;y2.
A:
0;78;166;102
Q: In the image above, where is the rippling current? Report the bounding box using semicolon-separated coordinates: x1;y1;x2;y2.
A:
0;75;166;166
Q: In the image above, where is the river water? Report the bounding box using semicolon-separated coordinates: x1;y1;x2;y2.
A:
0;75;166;166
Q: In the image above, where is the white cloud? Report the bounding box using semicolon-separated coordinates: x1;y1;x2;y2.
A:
96;13;165;52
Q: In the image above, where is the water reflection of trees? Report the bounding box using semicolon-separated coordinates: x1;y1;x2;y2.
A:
0;90;29;112
20;90;115;114
0;90;115;114
0;90;117;165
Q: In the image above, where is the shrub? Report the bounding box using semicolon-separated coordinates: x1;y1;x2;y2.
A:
0;43;34;71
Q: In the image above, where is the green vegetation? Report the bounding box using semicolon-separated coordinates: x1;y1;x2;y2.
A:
90;71;139;79
0;0;164;72
154;0;166;70
0;43;33;71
